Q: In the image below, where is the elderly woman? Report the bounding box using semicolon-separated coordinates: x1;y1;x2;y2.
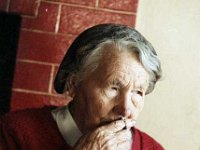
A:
0;24;163;149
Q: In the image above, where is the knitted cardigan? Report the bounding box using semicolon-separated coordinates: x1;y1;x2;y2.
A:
0;107;164;150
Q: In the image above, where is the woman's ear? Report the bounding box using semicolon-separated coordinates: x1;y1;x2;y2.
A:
65;74;77;98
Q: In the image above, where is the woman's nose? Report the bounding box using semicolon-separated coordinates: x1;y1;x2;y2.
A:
113;92;133;118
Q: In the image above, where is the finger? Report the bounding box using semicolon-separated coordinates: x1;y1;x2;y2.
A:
108;119;136;133
100;128;132;148
115;128;133;140
115;131;133;149
124;119;136;129
117;140;132;150
101;119;136;133
101;132;132;149
99;119;126;133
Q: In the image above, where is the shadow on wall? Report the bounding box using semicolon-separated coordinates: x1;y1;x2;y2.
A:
0;12;21;115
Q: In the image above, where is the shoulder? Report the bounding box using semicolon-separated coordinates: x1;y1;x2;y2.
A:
0;107;56;138
133;128;165;150
1;107;54;126
0;107;70;148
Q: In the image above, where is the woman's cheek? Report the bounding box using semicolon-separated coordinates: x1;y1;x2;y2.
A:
132;95;144;112
137;99;144;112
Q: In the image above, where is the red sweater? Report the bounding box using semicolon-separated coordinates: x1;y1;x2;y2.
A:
0;107;164;150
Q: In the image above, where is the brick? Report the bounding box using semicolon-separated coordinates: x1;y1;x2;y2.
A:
13;61;51;92
0;0;7;11
9;0;39;16
59;6;136;35
22;2;59;32
46;0;96;7
11;91;69;111
17;30;74;64
99;0;138;12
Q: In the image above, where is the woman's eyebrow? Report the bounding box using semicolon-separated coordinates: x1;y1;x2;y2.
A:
110;79;123;86
134;82;148;91
110;78;148;90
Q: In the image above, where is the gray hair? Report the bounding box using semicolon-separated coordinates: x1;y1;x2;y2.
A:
54;24;162;95
74;39;161;94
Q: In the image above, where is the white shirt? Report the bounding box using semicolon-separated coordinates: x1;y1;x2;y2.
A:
51;105;82;147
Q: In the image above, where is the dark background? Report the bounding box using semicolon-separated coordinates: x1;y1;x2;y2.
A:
0;12;21;115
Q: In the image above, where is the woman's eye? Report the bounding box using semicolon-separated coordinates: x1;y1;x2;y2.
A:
104;86;119;98
131;90;143;96
136;90;143;96
111;87;118;91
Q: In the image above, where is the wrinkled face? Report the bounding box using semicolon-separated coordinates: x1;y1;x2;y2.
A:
72;48;149;133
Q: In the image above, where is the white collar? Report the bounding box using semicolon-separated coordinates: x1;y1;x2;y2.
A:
51;105;82;147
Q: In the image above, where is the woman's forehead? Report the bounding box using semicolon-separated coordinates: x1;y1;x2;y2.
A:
98;49;142;73
94;50;149;85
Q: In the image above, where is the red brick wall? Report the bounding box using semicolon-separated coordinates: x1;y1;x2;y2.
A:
0;0;138;111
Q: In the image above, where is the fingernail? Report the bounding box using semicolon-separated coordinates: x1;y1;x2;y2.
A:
125;119;136;128
116;119;125;127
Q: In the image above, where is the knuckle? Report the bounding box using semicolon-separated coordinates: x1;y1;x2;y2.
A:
96;129;105;138
114;120;124;128
107;140;112;146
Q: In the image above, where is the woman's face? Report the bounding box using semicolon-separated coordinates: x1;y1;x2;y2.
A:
71;49;149;133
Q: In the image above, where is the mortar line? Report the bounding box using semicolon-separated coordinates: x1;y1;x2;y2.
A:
48;64;55;93
95;0;99;8
12;88;64;97
41;0;135;15
17;59;59;67
21;28;75;36
55;4;62;33
6;0;10;12
35;0;41;17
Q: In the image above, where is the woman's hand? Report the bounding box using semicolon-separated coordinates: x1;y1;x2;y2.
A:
74;119;135;150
